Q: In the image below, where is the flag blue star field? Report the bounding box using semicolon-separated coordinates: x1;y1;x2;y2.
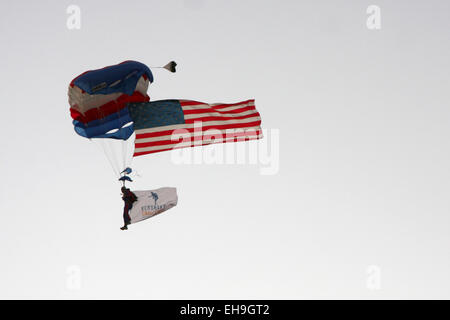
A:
128;99;262;156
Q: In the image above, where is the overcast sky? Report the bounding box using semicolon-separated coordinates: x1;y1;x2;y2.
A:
0;0;449;299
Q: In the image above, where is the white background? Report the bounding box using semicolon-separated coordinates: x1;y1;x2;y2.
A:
0;0;449;299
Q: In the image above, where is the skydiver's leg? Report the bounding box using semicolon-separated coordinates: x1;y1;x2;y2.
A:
125;204;132;225
121;203;131;230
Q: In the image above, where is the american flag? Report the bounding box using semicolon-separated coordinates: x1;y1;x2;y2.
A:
128;99;262;157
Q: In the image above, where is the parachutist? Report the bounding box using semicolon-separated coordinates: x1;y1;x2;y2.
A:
121;186;138;230
68;60;258;229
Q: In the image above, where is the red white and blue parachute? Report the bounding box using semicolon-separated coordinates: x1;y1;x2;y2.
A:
68;61;153;140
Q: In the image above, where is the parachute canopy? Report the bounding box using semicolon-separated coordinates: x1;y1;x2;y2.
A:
68;61;152;140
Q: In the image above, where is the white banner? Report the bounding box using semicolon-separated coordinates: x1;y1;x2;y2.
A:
128;187;178;224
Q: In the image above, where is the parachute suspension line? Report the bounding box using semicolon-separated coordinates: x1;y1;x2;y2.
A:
92;107;121;177
98;143;119;177
127;133;136;169
110;139;122;177
113;103;128;174
105;140;120;177
92;138;120;177
122;136;134;181
123;142;130;172
91;133;135;181
121;139;127;173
